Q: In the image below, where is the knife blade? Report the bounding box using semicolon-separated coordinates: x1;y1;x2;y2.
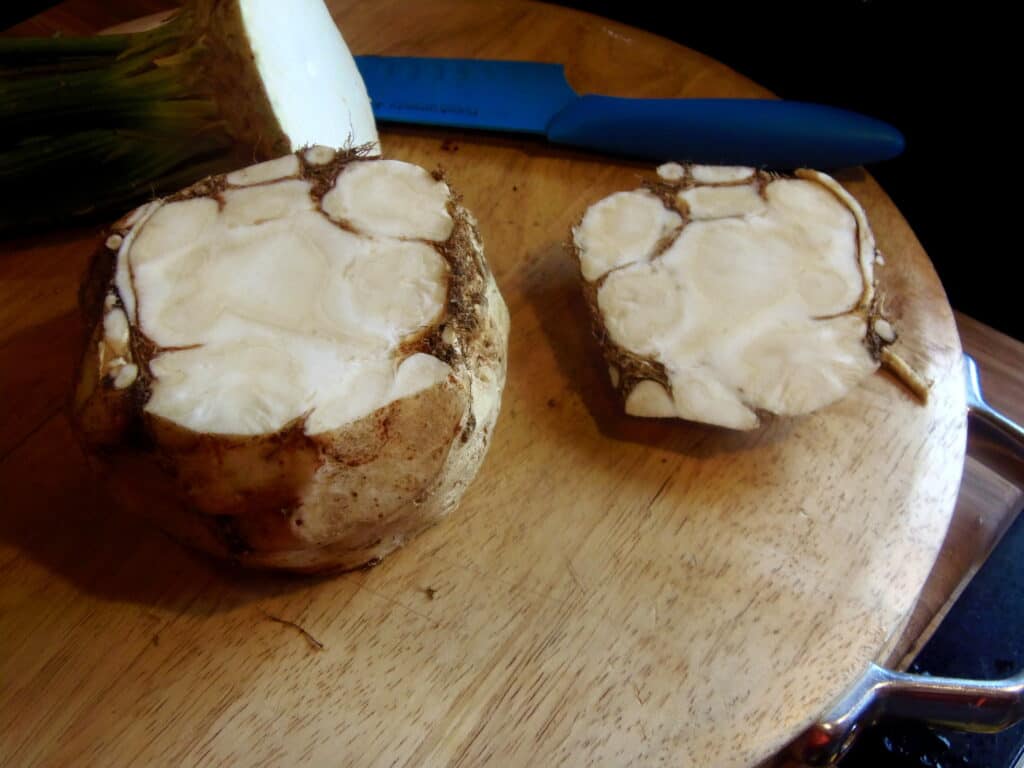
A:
353;56;905;169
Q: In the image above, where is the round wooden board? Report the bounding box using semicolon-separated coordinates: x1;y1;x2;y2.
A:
0;1;966;767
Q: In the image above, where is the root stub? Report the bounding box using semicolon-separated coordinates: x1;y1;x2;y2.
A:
572;163;925;429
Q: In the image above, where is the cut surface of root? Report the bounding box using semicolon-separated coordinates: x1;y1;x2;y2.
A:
573;164;916;429
116;155;454;435
229;0;379;154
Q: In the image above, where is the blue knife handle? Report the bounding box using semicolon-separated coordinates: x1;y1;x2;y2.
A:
546;95;905;168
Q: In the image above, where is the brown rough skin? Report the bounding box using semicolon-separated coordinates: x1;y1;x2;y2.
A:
71;150;509;573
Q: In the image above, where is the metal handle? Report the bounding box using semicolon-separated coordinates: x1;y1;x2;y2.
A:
793;664;1024;766
965;354;1024;457
791;354;1024;766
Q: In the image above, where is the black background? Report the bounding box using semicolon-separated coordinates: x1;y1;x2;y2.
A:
551;1;1019;339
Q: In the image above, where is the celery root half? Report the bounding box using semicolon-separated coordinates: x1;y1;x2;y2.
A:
72;147;509;572
572;163;924;429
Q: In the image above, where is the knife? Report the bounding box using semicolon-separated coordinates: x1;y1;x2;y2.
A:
353;56;905;169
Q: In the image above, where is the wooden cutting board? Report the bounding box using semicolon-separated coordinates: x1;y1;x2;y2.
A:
0;1;967;766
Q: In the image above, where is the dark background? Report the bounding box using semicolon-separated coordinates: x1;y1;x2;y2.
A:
551;1;1019;340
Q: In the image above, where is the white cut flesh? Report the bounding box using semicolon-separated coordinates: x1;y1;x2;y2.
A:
574;166;884;430
114;154;451;435
228;0;379;153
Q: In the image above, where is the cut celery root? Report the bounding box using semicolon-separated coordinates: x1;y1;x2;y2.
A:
72;148;509;572
572;163;925;430
0;0;378;233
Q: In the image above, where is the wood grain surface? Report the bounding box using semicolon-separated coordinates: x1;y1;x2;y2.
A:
4;1;1018;766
